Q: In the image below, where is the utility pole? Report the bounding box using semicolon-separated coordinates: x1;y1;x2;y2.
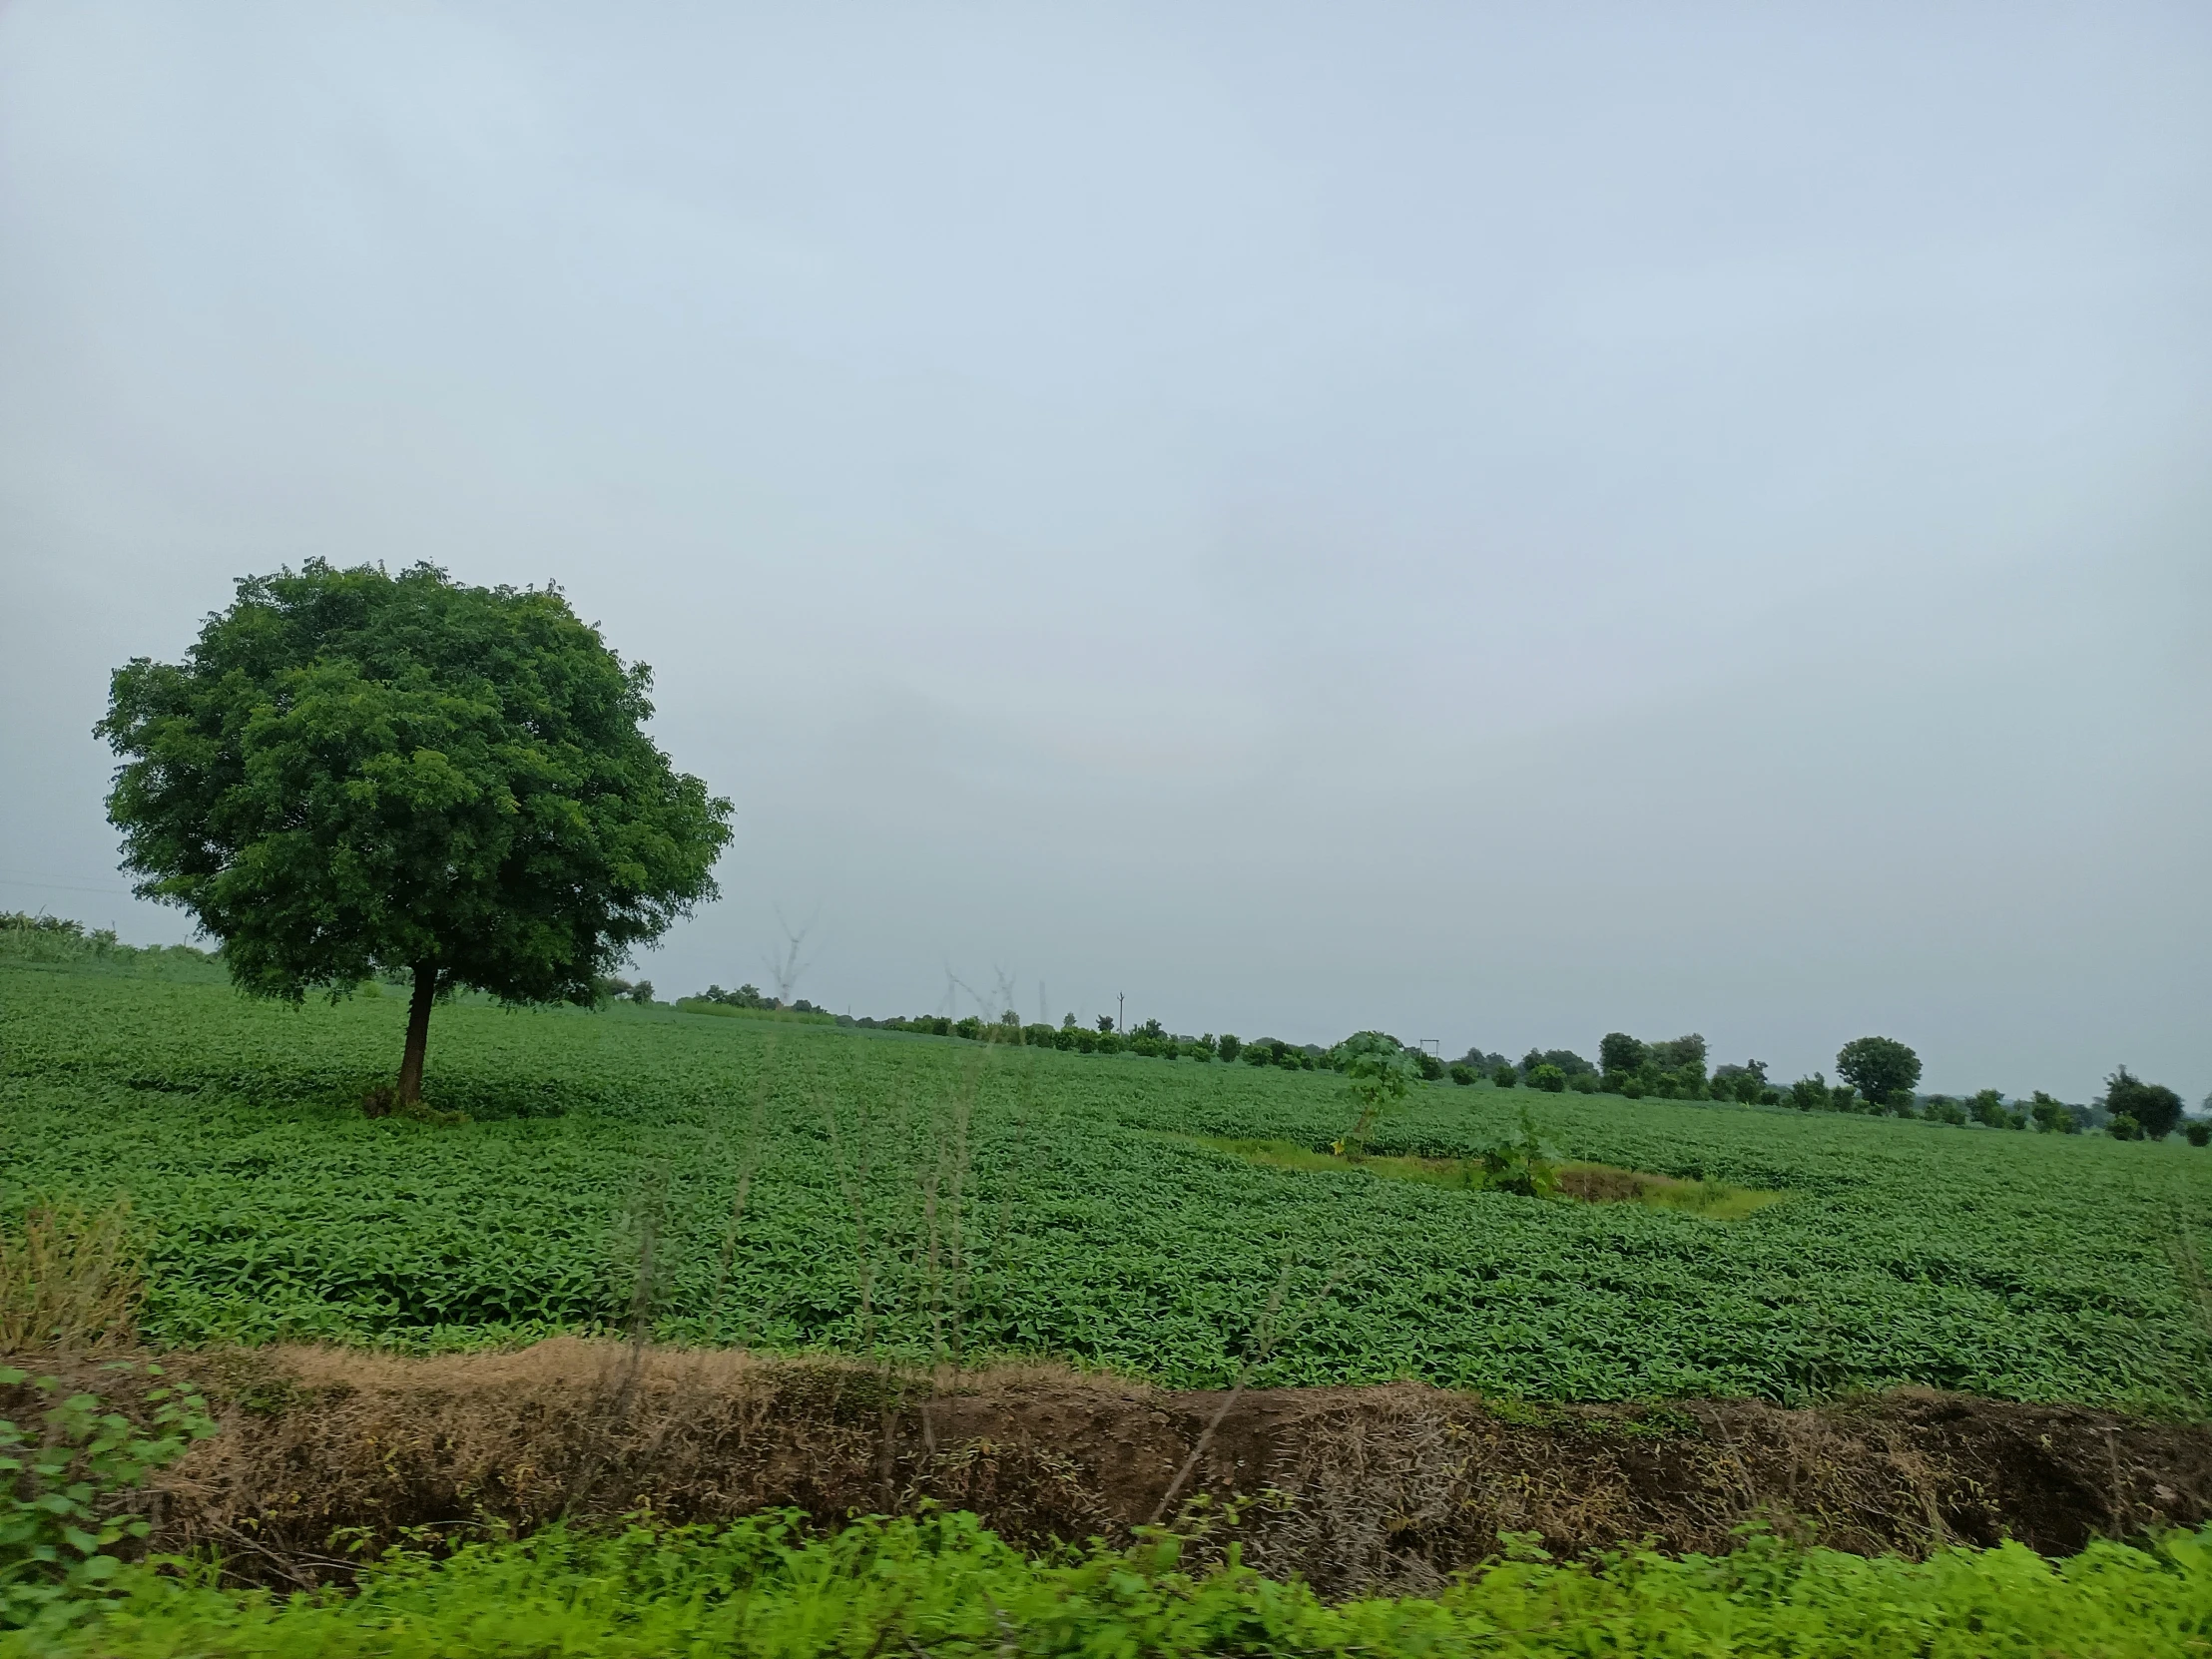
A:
1117;991;1124;1034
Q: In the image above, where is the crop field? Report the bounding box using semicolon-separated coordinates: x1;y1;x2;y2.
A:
5;952;2210;1411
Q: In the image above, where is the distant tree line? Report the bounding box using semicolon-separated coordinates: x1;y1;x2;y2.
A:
696;981;825;1014
671;975;2207;1146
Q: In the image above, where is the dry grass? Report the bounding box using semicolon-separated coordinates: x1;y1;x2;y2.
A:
0;1197;144;1355
47;1338;2197;1595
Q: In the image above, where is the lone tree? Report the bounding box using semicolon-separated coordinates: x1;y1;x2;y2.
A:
1835;1035;1922;1108
1332;1031;1415;1159
98;562;734;1108
2102;1067;2183;1141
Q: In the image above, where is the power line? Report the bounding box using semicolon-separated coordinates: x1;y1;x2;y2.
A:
0;874;140;898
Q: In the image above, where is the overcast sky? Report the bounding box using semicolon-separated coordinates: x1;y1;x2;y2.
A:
3;2;2207;1100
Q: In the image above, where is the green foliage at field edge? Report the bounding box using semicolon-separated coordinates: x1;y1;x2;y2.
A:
9;1511;2212;1658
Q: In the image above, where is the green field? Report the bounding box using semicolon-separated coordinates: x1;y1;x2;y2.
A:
5;952;2210;1410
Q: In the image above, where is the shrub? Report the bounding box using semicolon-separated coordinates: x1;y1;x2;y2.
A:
1216;1033;1241;1063
1967;1090;2009;1129
0;1364;218;1628
1620;1077;1646;1100
1412;1051;1445;1082
1333;1033;1416;1159
1712;1063;1770;1104
2103;1067;2184;1141
1245;1039;1313;1071
2186;1122;2210;1148
1475;1109;1560;1197
1520;1048;1595;1078
2108;1113;2142;1141
1569;1072;1599;1094
1492;1063;1518;1088
1448;1062;1476;1086
2029;1093;2077;1134
1528;1063;1567;1093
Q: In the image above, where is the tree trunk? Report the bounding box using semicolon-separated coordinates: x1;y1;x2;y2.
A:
397;963;436;1105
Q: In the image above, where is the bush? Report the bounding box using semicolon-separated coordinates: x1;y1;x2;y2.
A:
1448;1062;1476;1086
1492;1063;1518;1089
0;1364;217;1628
702;982;772;1008
1569;1072;1600;1094
1528;1063;1567;1093
1520;1048;1595;1078
2103;1067;2184;1141
1412;1051;1445;1082
1712;1063;1771;1105
0;915;221;974
2108;1113;2142;1141
1216;1033;1241;1063
1967;1090;2009;1129
1475;1109;1560;1197
2186;1122;2210;1148
1333;1033;1416;1158
2029;1093;2078;1134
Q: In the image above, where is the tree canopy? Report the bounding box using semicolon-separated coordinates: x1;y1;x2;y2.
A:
2102;1067;2183;1141
1835;1036;1922;1107
99;561;733;1104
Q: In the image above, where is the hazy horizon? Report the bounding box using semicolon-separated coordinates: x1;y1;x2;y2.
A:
4;3;2207;1101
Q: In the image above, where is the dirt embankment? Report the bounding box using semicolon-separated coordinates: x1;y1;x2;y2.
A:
18;1341;2212;1595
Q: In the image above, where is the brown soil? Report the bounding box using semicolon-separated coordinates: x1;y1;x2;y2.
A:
12;1341;2211;1595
